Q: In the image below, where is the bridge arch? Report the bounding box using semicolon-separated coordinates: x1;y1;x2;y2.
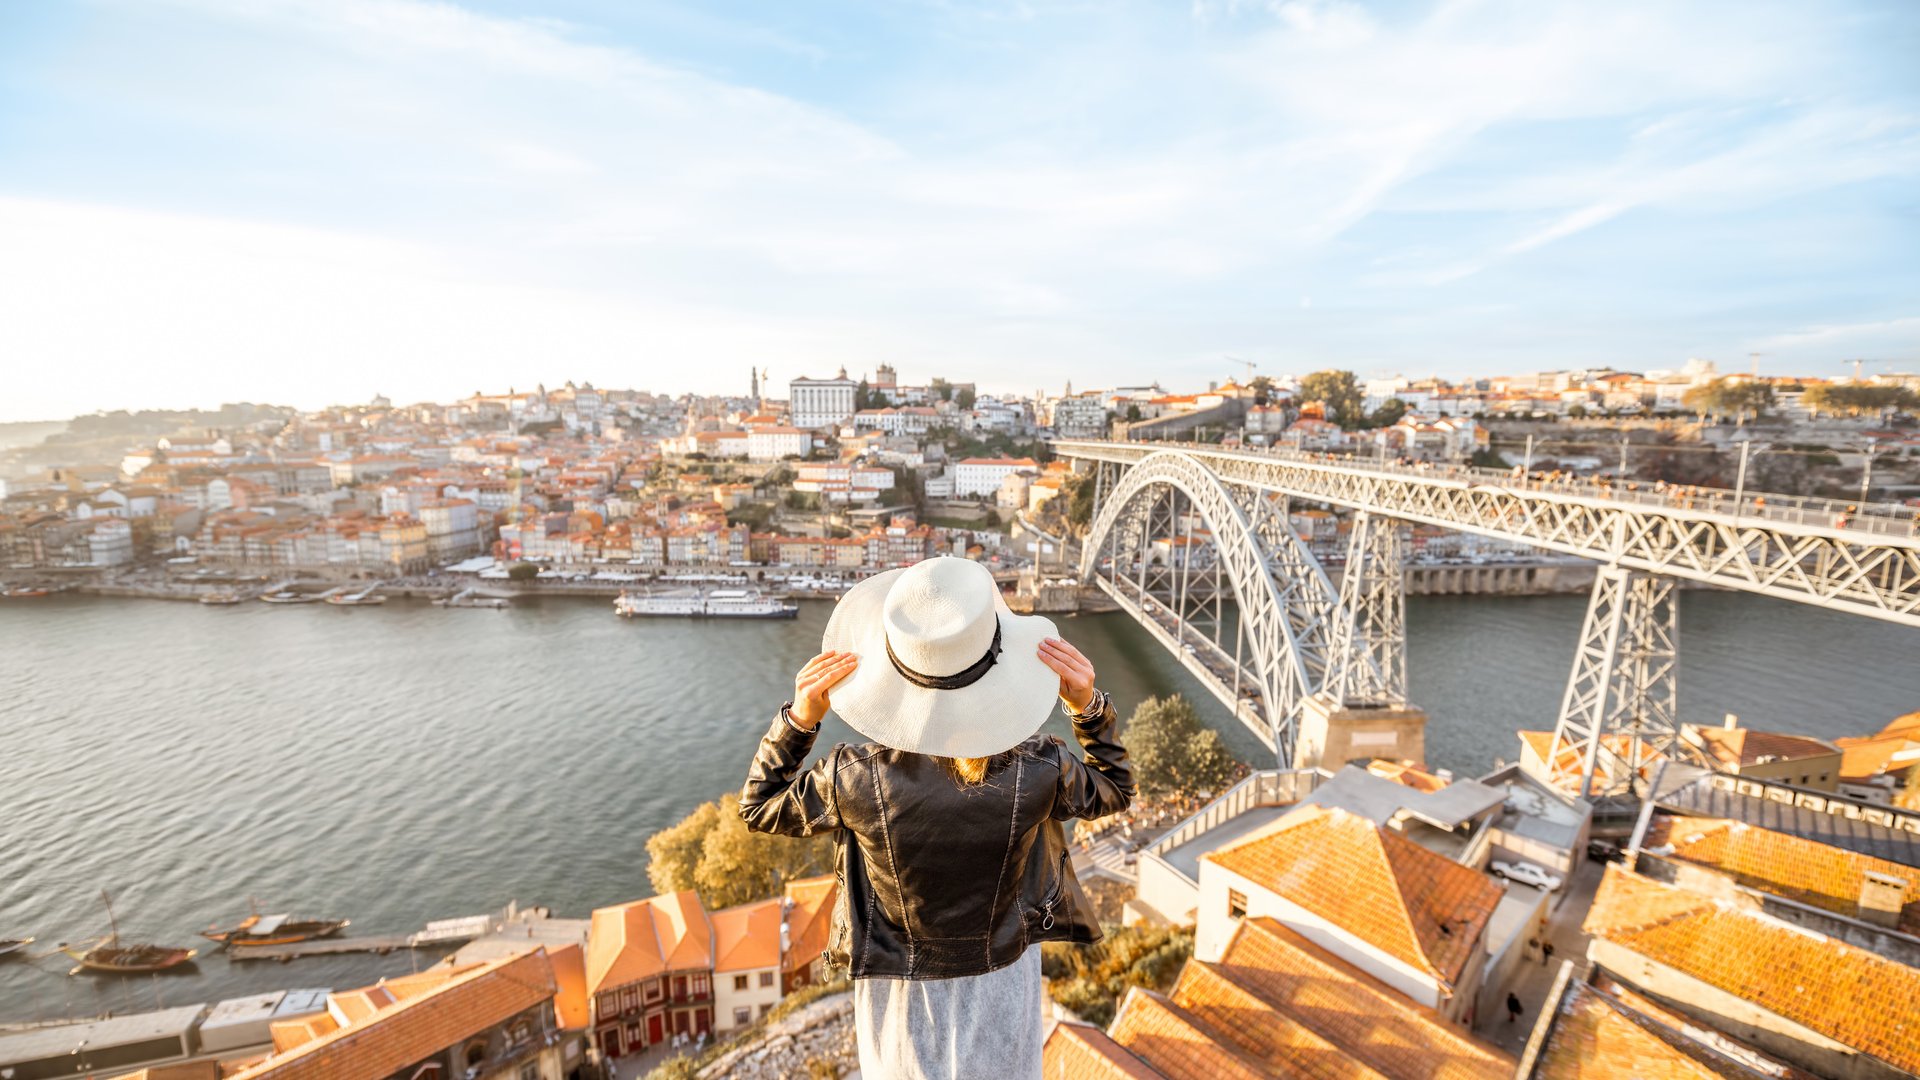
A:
1079;451;1342;759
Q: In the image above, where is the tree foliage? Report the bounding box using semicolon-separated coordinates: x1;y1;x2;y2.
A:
1683;378;1774;422
1122;695;1240;798
1042;923;1193;1026
1248;375;1275;406
1297;369;1365;429
955;386;977;410
646;793;834;910
1367;398;1409;429
1804;383;1919;417
505;562;539;582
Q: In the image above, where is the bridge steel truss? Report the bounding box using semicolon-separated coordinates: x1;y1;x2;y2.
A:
1063;439;1920;787
1058;440;1920;627
1080;451;1399;759
1548;567;1682;799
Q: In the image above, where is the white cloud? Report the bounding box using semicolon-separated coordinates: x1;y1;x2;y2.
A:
0;0;1913;418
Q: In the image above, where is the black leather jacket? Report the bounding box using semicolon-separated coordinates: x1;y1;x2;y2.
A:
739;693;1133;980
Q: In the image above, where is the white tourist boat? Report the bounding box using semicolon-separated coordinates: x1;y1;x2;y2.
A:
614;587;797;620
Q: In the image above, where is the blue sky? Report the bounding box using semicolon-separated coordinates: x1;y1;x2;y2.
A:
1;0;1916;420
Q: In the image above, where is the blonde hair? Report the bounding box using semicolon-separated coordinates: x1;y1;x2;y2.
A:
943;744;1030;787
948;756;994;786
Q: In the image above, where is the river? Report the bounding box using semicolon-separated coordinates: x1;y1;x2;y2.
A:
2;590;1916;1020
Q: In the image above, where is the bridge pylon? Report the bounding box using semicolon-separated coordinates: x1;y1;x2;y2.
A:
1297;511;1428;771
1542;565;1694;800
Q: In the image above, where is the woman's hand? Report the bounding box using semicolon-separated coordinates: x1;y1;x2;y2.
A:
790;651;858;731
1038;637;1096;714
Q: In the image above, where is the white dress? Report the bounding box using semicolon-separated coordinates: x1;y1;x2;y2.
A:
853;944;1045;1080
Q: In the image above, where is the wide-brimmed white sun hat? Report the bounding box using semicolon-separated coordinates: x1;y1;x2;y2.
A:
822;556;1059;758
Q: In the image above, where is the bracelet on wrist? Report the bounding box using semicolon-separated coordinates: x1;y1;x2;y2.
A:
1062;689;1105;722
779;701;819;735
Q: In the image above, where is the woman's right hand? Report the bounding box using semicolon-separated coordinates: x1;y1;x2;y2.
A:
790;650;859;730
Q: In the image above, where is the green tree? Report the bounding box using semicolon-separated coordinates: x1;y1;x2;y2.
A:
1248;375;1275;406
1805;383;1920;418
1122;695;1240;798
693;794;834;909
1683;378;1775;423
646;794;834;910
1065;472;1096;529
1125;403;1143;422
1297;370;1365;430
645;799;721;896
1041;923;1193;1027
956;386;977;410
1366;398;1409;429
1566;403;1589;419
930;377;954;402
505;562;539;582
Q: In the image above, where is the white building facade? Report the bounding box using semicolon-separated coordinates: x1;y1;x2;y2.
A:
789;373;858;430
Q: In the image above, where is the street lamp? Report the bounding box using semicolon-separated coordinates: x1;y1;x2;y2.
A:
1861;438;1879;506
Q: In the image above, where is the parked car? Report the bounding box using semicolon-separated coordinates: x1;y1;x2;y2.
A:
1586;839;1623;863
1491;859;1564;891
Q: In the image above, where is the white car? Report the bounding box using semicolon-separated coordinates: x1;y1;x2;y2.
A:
1491;859;1563;891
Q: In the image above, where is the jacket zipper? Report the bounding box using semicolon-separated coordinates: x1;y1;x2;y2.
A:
1040;850;1069;931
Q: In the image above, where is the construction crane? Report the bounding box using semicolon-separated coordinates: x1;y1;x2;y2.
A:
1226;355;1259;386
1844;359;1864;383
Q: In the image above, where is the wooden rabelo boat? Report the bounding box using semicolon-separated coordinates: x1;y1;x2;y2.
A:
0;937;33;959
65;891;196;975
203;910;350;948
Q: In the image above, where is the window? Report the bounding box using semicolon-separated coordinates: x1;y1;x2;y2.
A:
734;1007;752;1026
465;1040;488;1068
644;979;662;1003
759;1003;774;1017
759;971;775;988
672;976;687;1000
733;974;749;991
519;1065;539;1080
1227;889;1247;920
692;974;710;996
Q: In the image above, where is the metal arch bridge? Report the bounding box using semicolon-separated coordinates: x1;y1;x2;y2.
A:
1053;439;1920;794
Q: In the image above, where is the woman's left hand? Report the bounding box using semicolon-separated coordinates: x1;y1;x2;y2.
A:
1038;637;1096;714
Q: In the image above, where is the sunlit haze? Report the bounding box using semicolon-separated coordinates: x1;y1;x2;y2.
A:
1;0;1916;421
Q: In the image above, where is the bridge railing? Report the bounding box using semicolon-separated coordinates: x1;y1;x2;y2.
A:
1068;439;1920;539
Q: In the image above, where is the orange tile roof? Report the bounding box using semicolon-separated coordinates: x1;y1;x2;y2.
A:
1168;960;1386;1078
1363;760;1450;794
1203;806;1503;989
586;890;713;995
548;943;591;1030
1835;735;1918;781
103;1065;222;1080
269;1014;338;1053
1583;866;1920;1073
1040;1021;1166;1079
1645;815;1920;934
230;949;557;1080
1691;728;1837;769
1214;917;1512;1078
712;897;782;973
1530;977;1819;1080
1531;981;1730;1080
1107;989;1268;1080
782;875;837;975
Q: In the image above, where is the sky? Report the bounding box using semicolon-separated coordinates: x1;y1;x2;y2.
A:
0;0;1916;421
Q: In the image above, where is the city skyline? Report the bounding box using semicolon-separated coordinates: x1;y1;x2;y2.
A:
2;0;1918;422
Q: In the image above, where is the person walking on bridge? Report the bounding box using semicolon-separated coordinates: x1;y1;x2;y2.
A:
741;556;1134;1080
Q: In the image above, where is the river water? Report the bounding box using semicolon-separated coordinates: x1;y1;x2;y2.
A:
2;590;1916;1020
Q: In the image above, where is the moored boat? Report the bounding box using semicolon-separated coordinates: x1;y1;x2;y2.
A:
614;587;797;619
0;937;33;959
203;911;350;948
199;592;244;605
66;891;197;975
325;589;386;606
